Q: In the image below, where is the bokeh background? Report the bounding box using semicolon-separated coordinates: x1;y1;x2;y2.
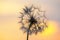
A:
0;0;60;40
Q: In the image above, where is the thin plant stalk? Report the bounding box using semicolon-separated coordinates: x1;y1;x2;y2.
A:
27;23;32;40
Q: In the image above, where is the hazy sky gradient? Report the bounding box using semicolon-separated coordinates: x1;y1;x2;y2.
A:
0;0;60;40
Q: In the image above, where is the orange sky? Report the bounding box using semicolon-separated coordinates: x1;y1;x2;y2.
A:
0;0;60;40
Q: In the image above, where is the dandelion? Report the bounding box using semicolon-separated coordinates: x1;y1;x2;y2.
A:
19;5;48;40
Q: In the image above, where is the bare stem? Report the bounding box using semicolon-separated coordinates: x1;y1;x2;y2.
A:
27;29;29;40
27;23;32;40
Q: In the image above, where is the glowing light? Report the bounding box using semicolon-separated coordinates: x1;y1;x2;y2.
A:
38;20;58;37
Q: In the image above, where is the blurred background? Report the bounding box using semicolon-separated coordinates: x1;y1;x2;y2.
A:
0;0;60;40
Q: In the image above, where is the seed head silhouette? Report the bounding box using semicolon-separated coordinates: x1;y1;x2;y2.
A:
19;5;48;40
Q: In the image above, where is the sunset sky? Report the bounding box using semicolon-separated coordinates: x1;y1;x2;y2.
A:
0;0;60;40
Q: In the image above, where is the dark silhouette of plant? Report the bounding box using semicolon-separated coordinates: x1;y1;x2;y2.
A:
19;5;48;40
